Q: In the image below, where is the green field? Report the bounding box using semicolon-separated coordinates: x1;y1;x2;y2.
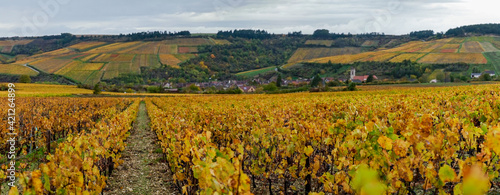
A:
483;52;500;74
102;62;135;80
85;69;105;85
466;36;496;42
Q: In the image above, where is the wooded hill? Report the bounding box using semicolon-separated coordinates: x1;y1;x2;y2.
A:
0;23;499;85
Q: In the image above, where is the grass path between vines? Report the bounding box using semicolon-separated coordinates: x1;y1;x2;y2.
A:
104;101;177;195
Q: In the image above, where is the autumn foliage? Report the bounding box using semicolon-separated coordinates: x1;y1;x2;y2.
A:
146;84;500;194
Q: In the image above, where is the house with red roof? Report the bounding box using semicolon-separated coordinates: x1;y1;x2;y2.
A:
350;68;377;83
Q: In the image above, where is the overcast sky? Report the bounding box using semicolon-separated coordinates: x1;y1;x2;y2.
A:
1;0;499;37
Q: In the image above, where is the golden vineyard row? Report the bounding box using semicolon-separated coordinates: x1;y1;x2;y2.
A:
147;85;500;194
1;99;140;194
0;98;133;156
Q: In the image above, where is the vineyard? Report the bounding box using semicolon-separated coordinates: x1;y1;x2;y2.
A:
2;84;500;194
1;97;139;194
301;36;497;65
29;58;73;74
0;65;38;76
460;42;484;53
164;38;211;46
142;84;500;194
305;40;334;47
288;48;362;63
68;42;108;51
418;53;487;64
1;36;498;84
0;38;213;84
389;53;427;63
159;54;182;68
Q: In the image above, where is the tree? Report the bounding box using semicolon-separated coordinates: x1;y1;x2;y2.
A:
188;84;201;92
436;72;445;82
472;66;480;73
125;88;135;93
313;29;330;39
19;75;31;83
263;83;278;91
480;73;492;81
310;74;322;87
366;75;374;83
346;82;357;91
409;30;434;39
93;83;102;94
276;74;282;88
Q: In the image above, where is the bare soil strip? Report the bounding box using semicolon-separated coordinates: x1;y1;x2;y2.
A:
104;101;177;195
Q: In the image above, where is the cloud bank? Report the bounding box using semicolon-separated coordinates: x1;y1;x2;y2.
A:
1;0;498;37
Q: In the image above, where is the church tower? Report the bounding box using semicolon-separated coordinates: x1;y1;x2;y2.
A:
350;68;356;80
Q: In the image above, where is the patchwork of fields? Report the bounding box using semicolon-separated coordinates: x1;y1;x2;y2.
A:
1;38;213;84
303;36;500;66
2;36;500;83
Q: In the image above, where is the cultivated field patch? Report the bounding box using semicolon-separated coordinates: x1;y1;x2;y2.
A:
164;38;210;46
118;42;160;54
159;54;181;68
305;40;334;47
178;46;199;54
102;62;135;80
309;52;377;64
480;42;500;52
389;53;427;62
173;54;196;62
418;53;487;64
361;40;379;47
460;41;485;53
86;42;142;53
0;64;39;76
288;47;362;63
361;52;400;62
159;44;178;54
29;58;73;73
209;38;231;45
69;42;108;51
92;53;135;62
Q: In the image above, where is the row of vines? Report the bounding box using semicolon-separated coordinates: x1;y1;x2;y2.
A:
1;98;140;194
147;85;500;194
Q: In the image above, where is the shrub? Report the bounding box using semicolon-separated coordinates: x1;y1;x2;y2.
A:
19;75;31;83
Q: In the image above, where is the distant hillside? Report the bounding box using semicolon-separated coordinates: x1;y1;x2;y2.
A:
2;24;500;85
303;37;500;65
0;37;225;85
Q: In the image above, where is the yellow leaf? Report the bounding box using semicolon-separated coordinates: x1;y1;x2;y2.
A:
32;170;44;194
438;164;456;183
377;136;393;150
40;164;50;175
181;155;190;163
304;146;314;156
8;186;19;195
463;164;489;195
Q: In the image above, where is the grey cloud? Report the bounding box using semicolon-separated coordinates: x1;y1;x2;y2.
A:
0;0;492;37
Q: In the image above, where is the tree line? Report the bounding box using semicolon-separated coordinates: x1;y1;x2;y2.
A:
446;23;500;36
